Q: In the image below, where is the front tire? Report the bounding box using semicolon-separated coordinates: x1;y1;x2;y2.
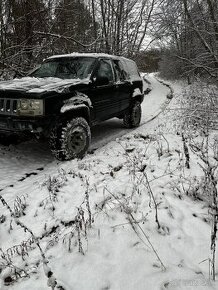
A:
49;117;91;161
123;101;142;128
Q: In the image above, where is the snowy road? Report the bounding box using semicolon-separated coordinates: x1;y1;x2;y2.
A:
0;74;171;190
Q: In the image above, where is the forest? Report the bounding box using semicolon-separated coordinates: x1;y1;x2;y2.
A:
0;0;217;82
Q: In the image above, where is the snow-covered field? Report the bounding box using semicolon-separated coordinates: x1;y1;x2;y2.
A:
0;75;217;290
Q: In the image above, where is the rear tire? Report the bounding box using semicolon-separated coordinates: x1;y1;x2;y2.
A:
49;117;91;161
123;101;141;128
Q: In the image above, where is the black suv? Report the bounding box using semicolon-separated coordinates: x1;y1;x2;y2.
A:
0;53;144;160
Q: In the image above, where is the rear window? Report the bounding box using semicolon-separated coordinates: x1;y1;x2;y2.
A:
121;59;141;81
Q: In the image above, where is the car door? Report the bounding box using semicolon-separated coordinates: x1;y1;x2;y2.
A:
89;58;119;121
112;59;132;112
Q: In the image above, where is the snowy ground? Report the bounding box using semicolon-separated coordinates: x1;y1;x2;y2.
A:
0;74;217;290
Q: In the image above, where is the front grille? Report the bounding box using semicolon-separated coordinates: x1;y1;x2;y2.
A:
0;98;18;115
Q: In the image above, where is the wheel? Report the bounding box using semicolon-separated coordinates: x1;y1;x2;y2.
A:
123;101;141;128
49;117;91;161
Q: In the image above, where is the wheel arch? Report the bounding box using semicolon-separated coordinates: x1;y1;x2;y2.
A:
132;94;143;104
132;88;144;104
61;105;91;124
60;91;92;123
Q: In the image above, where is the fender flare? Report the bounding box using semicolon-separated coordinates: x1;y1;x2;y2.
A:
132;88;144;103
60;91;92;122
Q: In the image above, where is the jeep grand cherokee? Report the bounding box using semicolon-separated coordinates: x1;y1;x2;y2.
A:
0;53;144;160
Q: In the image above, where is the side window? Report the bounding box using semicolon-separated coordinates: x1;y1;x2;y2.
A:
95;59;114;83
113;60;127;82
120;59;130;80
125;60;140;80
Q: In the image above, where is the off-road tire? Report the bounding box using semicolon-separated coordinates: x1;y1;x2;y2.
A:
49;117;91;161
123;101;141;128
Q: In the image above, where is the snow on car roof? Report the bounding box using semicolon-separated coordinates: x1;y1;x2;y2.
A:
47;52;130;61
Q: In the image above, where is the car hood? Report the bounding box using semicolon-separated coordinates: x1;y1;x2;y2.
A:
0;77;90;94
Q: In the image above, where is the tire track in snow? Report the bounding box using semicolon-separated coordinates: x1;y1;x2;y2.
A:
140;74;174;125
0;167;44;193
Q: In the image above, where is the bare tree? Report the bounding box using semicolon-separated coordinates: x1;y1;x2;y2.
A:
91;0;158;56
156;0;218;81
0;0;161;77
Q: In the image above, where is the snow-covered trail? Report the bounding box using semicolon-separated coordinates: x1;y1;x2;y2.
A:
0;74;171;190
141;74;171;123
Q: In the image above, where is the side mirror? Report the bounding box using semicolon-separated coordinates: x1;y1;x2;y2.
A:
94;75;109;86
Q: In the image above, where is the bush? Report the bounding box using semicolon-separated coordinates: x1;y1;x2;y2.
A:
176;81;218;134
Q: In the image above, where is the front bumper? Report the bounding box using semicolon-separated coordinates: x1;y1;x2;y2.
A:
0;116;51;135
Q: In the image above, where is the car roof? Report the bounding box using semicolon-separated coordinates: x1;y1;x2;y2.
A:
47;52;132;62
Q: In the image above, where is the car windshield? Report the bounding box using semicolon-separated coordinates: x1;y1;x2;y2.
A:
30;57;96;79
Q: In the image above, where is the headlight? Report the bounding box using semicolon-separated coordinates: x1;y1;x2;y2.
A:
17;99;44;116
